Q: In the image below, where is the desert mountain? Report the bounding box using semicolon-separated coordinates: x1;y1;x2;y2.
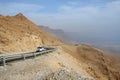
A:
0;13;62;53
38;25;74;43
0;13;120;80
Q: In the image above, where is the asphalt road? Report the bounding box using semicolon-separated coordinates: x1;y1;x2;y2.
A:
0;48;55;66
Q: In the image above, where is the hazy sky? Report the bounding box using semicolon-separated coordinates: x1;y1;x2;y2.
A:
0;0;120;43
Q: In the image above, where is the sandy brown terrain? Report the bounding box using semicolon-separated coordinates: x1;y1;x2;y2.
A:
61;44;120;80
0;13;120;80
0;13;62;53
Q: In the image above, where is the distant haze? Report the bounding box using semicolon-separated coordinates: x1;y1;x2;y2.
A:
0;0;120;44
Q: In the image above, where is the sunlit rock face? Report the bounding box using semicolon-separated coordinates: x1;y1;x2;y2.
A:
0;13;61;53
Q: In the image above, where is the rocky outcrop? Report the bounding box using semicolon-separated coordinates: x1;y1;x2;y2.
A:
39;68;93;80
0;13;62;53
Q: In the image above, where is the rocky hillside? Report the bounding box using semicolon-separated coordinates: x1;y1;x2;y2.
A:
62;44;120;80
0;13;62;53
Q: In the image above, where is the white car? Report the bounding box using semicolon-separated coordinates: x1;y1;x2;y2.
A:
36;47;46;52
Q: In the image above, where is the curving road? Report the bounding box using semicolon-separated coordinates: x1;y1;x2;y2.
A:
0;48;56;66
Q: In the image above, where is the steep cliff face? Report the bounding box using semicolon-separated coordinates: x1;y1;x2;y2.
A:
0;13;62;53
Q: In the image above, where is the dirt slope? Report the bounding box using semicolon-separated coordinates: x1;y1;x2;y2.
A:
62;44;120;80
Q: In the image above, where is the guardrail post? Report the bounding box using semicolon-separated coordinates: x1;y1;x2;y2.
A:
2;57;6;66
33;53;36;57
23;54;26;60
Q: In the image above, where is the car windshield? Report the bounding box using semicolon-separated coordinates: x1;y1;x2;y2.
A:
37;47;43;48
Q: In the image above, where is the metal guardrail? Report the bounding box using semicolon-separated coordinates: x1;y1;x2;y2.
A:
0;48;56;66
